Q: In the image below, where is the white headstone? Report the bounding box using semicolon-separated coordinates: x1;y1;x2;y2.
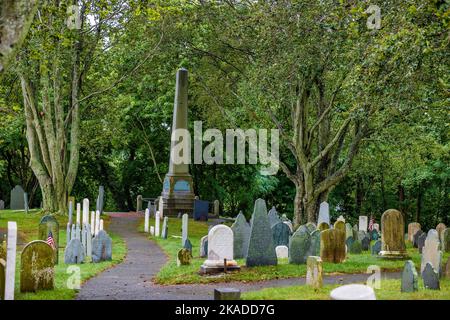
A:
427;229;439;242
275;245;289;259
421;234;442;274
76;203;81;225
95;210;100;236
99;219;104;231
359;216;368;232
337;215;345;223
150;226;155;236
202;224;235;267
155;211;160;237
317;202;330;226
144;208;150;233
82;198;89;225
90;211;95;235
5;221;17;300
182;213;188;246
330;284;376;300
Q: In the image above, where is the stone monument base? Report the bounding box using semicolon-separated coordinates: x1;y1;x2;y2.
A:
199;265;241;275
378;250;409;260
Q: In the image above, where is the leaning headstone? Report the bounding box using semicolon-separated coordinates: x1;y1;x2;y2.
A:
64;239;85;264
358;216;368;232
4;222;17;300
199;235;208;258
306;256;323;289
161;216;168;239
275;245;289;259
371;240;382;255
246;199;277;267
421;233;441;274
309;230;321;256
272;222;290;247
379;209;408;259
231;212;251;259
182;213;188;246
401;260;418;293
330;284;376;300
38;215;59;264
436;223;446;243
177;248;192;266
201;225;239;273
320;229;346;263
91;230;112;263
268;206;281;227
136;195;143;212
350;240;363;254
422;262;440;290
317;201;330;226
20;240;54;292
10;185;25;210
418;232;427;254
289;226;310;264
408;222;421;242
443;228;450;253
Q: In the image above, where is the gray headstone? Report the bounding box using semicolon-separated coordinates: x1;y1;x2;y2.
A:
161;216;168;239
182;213;188;247
268;206;281;227
23;192;29;213
357;230;366;241
199;235;208;258
361;237;370;251
345;223;353;240
346;237;354;251
422;262;440;290
418;232;427;254
91;230;112;263
64;238;85;264
271;222;290;247
289;226;311;264
317;202;330;226
350;239;363;254
183;238;193;254
231;212;251;259
309;230;321;256
246;199;277;267
413;229;424;248
97;186;105;214
10;185;25;210
371;240;382;255
401;260;418;292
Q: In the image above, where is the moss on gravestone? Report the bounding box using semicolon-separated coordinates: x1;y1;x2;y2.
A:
334;220;345;232
320;229;346;263
20;240;54;293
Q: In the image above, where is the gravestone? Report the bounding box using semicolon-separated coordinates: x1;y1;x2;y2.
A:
357;230;367;241
427;229;439;242
86;223;92;259
161;216;168;239
4;222;17;300
91;230;112;263
271;222;290;247
10;185;25;210
361;237;370;251
443;228;450;253
330;284;376;300
268;206;281;227
444;257;450;278
350;240;362;254
20;240;54;292
38;215;59;264
346;237;355;252
422;262;440;290
284;221;294;233
436;223;446;242
371;240;382;255
182;213;188;246
318;222;329;232
184;238;193;254
150;226;155;236
76;203;81;225
408;222;421;242
136;195;143;212
345;223;353;240
64;239;85;264
337;215;345;223
418;232;427;254
155;211;160;237
334;220;345;233
213;200;220;216
320;229;346;263
310;230;321;256
0;200;4;210
317;201;330;226
421;233;441;274
66;223;71;245
275;245;289;259
379;209;408;259
90;211;95;235
193;199;209;221
289;226;311;264
231;212;251;259
359;216;368;232
68;201;74;226
214;288;241;300
401;260;418;293
177;248;191;266
413;229;424;248
306;222;316;234
201;224;239;273
144;208;150;233
199;235;208;258
97;185;105;214
306;256;323;289
82;198;89;225
246;199;277;267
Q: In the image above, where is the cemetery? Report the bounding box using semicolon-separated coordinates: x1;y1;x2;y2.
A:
0;0;449;304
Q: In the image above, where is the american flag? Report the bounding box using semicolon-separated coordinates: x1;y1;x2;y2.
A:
368;216;375;231
46;231;55;249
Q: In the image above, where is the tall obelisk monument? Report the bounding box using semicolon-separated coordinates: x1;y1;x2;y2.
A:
161;68;195;216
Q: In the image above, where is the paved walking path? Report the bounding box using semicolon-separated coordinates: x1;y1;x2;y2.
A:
76;213;400;300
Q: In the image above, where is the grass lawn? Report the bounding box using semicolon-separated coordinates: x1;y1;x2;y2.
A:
146;217;449;285
241;278;450;300
0;209;126;300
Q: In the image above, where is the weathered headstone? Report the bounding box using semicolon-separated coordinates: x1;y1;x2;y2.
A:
91;230;112;263
90;211;95;235
213;200;220;216
99;219;104;231
320;229;346;263
201;225;238;272
361;237;370;251
20;240;54;292
418;232;427;254
317;201;330;226
97;185;105;214
64;239;85;264
199;235;208;258
4;222;17;300
408;222;421;242
289;226;310;264
136;195;143;212
95;210;100;236
231;212;251;259
86;223;92;259
421;233;441;274
318;222;330;232
68;201;74;225
401;260;418;293
413;229;424;248
422;262;440;290
346;237;355;252
82;198;89;225
359;216;368;232
161;216;168;239
443;228;450;253
357;230;367;241
306;222;317;234
23;192;29;213
76;203;81;225
330;284;376;300
337;215;345;223
379;209;408;259
436;223;446;243
275;245;289;259
272;222;290;247
181;213;188;246
350;239;363;254
10;185;25;210
193;199;209;221
371;240;382;255
427;229;439;242
38;215;59;264
345;223;353;240
150;226;155;236
310;230;321;257
246;199;277;267
306;256;323;289
334;220;345;233
268;206;281;227
177;248;192;266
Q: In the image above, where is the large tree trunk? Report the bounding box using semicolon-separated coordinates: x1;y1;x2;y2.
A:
293;184;304;227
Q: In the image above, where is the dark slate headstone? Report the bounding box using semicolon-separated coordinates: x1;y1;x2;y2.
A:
371;240;382;255
64;238;85;264
413;229;424;248
231;212;251;259
289;226;311;264
346;237;355;251
422;262;440;290
418;233;427;254
38;215;59;264
361;237;370;251
401;260;418;292
350;240;363;254
184;238;193;254
92;230;112;263
272;222;290;247
20;240;54;292
10;185;25;210
309;230;321;256
268;206;281;228
193;199;209;221
246;199;277;267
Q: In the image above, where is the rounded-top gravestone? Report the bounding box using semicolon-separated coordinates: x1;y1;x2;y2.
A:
203;224;236;267
91;230;112;263
379;209;408;259
38;215;59;264
330;284;376;300
20;240;54;292
407;222;421;242
334;220;345;232
289;226;311;264
320;229;345;263
271;222;290;248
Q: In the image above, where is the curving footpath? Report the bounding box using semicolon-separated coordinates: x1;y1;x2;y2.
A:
76;213;400;300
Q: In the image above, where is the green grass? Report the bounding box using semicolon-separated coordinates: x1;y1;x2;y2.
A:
148;217;449;285
242;278;450;300
0;209;126;300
